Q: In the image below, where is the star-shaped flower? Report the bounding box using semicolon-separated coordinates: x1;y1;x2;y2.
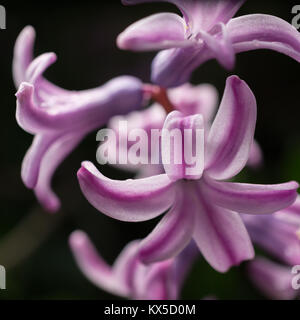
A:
118;0;300;87
69;231;198;299
14;26;144;212
77;75;298;272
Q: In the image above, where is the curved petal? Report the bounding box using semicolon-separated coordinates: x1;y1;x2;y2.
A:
228;14;300;63
117;13;190;51
69;230;129;297
151;46;213;88
34;132;85;212
248;258;297;300
21;133;60;189
122;0;245;33
193;185;254;273
25;52;57;86
77;161;176;222
16;76;143;133
162;111;205;181
247;139;263;168
199;23;235;69
205;75;257;180
13;26;35;87
202;177;299;215
112;240;141;293
138;185;196;264
243;214;300;266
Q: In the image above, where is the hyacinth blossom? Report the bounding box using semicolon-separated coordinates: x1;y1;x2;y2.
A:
13;26;144;212
243;197;300;266
77;75;299;272
104;82;262;178
243;197;300;299
69;231;198;299
247;258;299;300
118;0;300;87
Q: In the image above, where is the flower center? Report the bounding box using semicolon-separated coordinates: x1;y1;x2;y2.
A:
143;84;175;113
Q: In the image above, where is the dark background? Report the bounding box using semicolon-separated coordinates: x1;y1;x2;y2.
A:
0;0;299;299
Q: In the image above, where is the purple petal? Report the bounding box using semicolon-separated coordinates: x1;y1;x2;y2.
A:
193;185;254;272
16;75;143;134
33;132;85;212
138;185;196;264
243;213;300;266
247;139;263;168
122;0;245;33
151;46;213;88
202;176;299;215
228;14;300;63
69;230;130;297
77;161;176;222
117;13;190;51
169;83;218;123
248;258;297;300
199;23;235;69
162;111;205;181
205;75;257;180
13;26;35;87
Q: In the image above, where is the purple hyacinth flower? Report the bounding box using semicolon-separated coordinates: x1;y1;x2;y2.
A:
77;75;299;273
248;257;298;300
69;231;198;299
13;26;144;212
118;0;300;87
243;196;300;266
104;82;262;177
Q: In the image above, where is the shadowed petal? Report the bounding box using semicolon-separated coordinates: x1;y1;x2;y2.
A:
33;132;85;212
228;14;300;63
138;185;196;264
13;26;35;87
248;258;297;300
205;76;257;180
16;75;143;133
202;177;299;215
77;161;176;222
69;231;131;297
247;139;263;168
193;185;254;272
117;13;190;51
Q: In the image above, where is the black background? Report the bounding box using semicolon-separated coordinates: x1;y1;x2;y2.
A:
0;0;299;299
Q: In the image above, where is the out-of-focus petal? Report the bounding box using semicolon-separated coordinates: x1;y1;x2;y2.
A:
243;213;300;266
13;26;35;87
169;83;218;123
117;13;190;51
138;185;196;264
248;258;297;300
205;76;257;180
69;230;129;297
228;14;300;63
16;76;143;133
151;46;213;88
247;139;263;168
34;132;85;212
77;161;176;222
193;186;254;272
122;0;245;33
201;177;299;215
162;111;205;181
